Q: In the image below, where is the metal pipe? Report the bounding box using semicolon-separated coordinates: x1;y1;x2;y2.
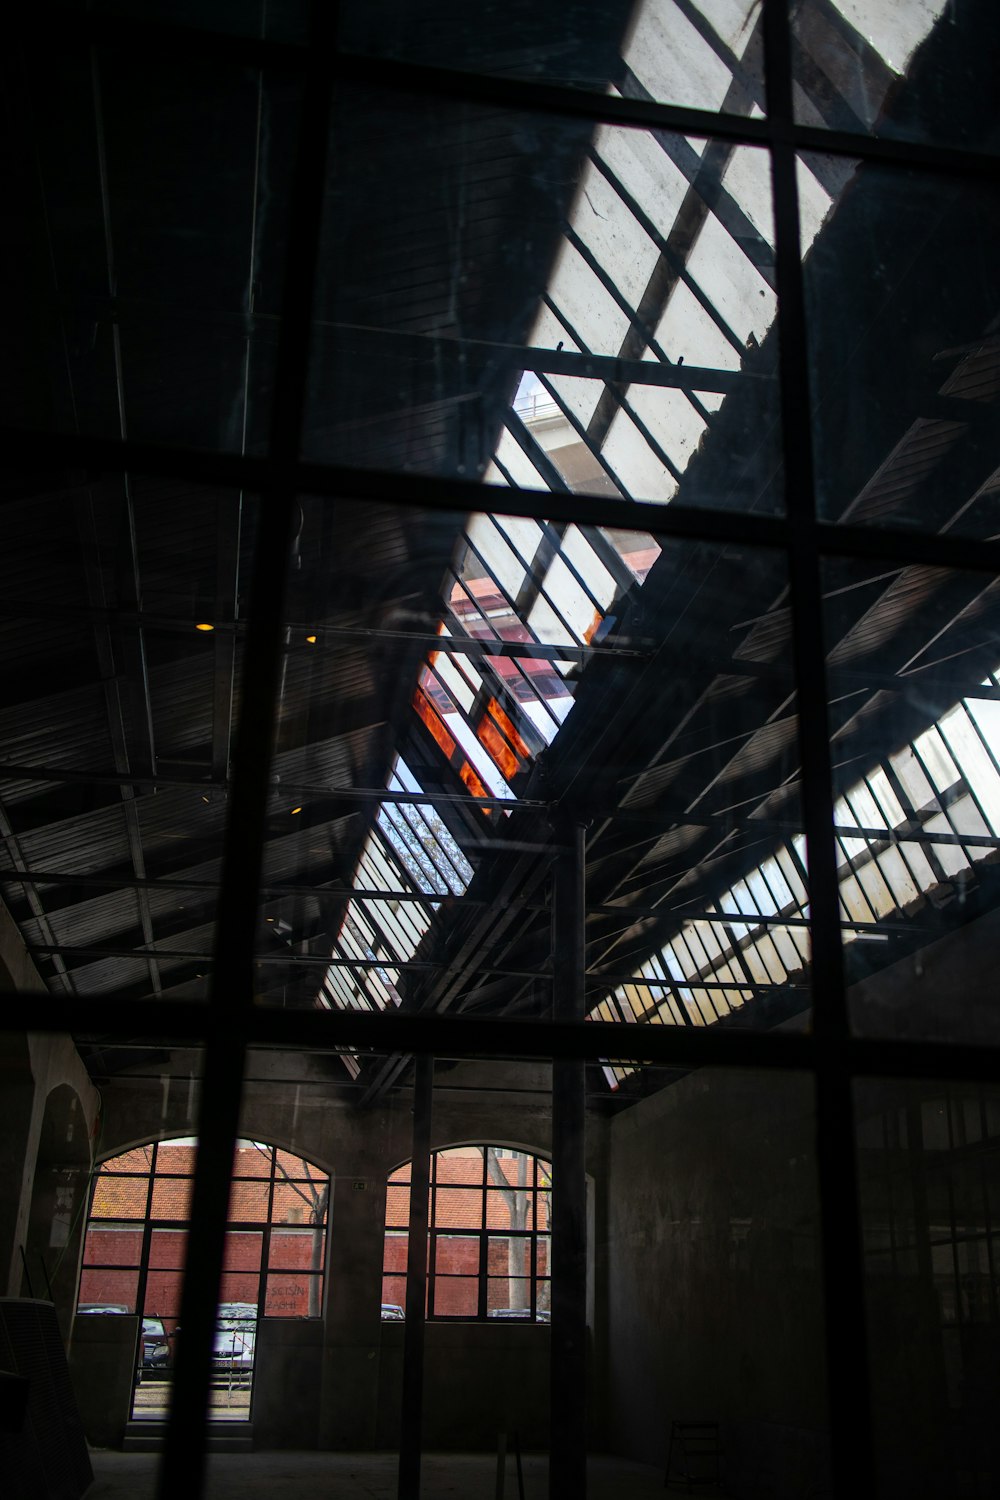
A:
399;1054;434;1500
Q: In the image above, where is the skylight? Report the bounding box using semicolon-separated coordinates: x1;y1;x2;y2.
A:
597;668;1000;1086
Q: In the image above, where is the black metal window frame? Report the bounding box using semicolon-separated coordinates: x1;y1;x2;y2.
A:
3;5;1000;1500
79;1139;330;1324
385;1147;552;1323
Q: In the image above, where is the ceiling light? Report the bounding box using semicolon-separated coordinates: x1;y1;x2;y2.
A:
195;622;214;632
306;634;317;644
291;807;302;815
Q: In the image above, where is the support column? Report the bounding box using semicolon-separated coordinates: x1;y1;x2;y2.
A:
399;1053;434;1500
550;819;587;1499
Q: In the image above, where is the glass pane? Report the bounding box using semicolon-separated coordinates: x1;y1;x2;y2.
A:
339;0;765;112
227;1180;270;1222
434;1187;483;1230
607;1067;827;1494
82;1223;143;1267
383;1232;408;1277
487;1237;534;1280
3;46;298;449
431;1275;480;1318
386;1182;410;1229
856;1079;1000;1498
253;503;806;1040
305;90;782;518
264;1273;323;1318
485;1188;534;1234
100;1147;154;1174
486;1276;533;1317
154;1142;197;1174
90;1177;149;1221
142;1271;183;1328
232;1143;272;1178
802;154;1000;539
148;1228;187;1271
434;1148;485;1186
222;1231;264;1274
0;478;257;1011
792;0;999;153
580;533;808;1042
275;1150;328;1184
150;1177;193;1222
381;1276;408;1317
821;556;1000;1043
218;1271;260;1311
64;0;310;42
77;1266;138;1312
433;1234;481;1275
271;1179;328;1228
268;1227;325;1273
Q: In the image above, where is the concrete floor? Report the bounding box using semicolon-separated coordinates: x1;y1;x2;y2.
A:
85;1449;720;1498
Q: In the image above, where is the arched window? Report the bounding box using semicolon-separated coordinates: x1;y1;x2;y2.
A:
77;1137;330;1345
383;1145;550;1321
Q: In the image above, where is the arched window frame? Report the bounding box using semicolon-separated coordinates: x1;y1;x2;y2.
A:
383;1144;551;1322
77;1136;331;1333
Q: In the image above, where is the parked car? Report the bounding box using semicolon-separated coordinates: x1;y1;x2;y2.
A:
380;1303;405;1321
77;1302;129;1315
487;1307;550;1322
140;1316;171;1371
212;1303;257;1375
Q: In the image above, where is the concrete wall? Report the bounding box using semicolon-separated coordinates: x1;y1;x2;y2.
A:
375;1322;551;1451
604;1068;829;1499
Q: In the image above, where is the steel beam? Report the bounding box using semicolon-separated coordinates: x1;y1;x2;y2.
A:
550;819;588;1499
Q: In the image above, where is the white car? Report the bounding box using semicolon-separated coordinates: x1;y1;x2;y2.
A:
211;1303;257;1374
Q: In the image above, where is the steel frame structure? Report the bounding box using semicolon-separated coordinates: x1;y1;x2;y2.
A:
1;4;999;1499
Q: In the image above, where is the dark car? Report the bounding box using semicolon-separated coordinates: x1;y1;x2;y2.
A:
140;1316;171;1371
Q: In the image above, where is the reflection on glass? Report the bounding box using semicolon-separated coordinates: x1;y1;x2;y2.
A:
792;0;999;153
802;154;1000;538
4;46;296;448
64;0;309;42
856;1080;1000;1498
0;481;255;1007
307;92;781;514
338;0;764;112
257;512;806;1092
607;1068;826;1493
822;558;1000;1042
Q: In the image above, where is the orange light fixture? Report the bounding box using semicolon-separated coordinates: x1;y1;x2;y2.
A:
195;622;214;632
